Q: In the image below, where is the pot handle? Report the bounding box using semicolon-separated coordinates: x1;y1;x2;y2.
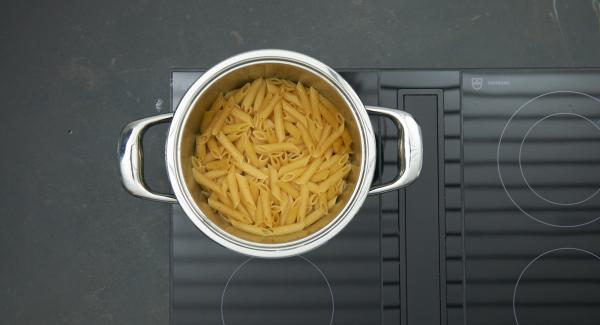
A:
118;113;178;203
365;106;423;195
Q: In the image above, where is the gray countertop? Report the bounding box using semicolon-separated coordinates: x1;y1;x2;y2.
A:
1;1;599;324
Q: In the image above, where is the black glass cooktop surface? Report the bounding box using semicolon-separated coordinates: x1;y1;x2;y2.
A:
461;71;600;325
170;69;600;325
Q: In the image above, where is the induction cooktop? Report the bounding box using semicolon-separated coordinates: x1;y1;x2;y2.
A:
169;69;600;325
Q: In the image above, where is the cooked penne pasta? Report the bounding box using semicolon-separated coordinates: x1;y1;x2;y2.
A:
298;185;309;222
273;102;285;142
308;87;322;125
227;172;240;208
294;157;322;185
210;100;235;135
284;121;301;139
204;169;228;179
278;181;300;197
255;143;301;154
318;164;352;193
230;107;253;125
234;160;268;179
282;101;308;127
193;169;224;195
192;77;353;238
208;198;251;224
217;132;244;162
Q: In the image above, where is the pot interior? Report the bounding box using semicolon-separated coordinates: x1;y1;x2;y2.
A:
178;60;364;245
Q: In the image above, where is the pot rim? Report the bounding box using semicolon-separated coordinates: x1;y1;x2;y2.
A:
165;49;376;258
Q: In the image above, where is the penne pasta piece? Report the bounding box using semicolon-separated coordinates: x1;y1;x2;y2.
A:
274;102;285;142
309;193;319;205
200;110;218;132
333;138;344;154
217;132;244;162
204;169;228;179
255;192;264;226
294;157;322;185
308;119;322;144
209;93;224;111
278;181;300;197
318;164;352;193
236;200;251;218
226;131;244;143
306;182;320;194
234;135;245;153
282;101;308;127
310;169;329;183
208;198;251;224
318;192;328;212
205;159;229;171
271;222;305;236
243;135;261;167
248;178;260;202
235;174;256;210
241;78;263;111
191;156;202;170
265;79;279;94
295;82;311;114
234;160;268;179
278;155;310;176
203;153;217;163
342;129;352;147
265;128;278;144
210;99;235;136
227;172;240;208
253;80;267;112
260;188;272;228
230;219;273;236
216;183;234;207
286;198;300;225
304;207;325;227
313;125;332;158
318;154;341;172
335;112;345;126
230;107;254;125
328;197;337;209
256;154;269;168
207;137;221;158
195;136;207;159
308;87;322;125
253;130;268;142
297;185;309;222
295;122;315;154
280;166;307;182
283;92;301;106
319;103;338;128
257;94;281;120
255;143;301;154
192;168;224;195
269;167;282;202
233;83;251;105
283;121;301;139
317;125;345;157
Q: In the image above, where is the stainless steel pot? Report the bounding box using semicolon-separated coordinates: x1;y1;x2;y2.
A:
118;50;422;258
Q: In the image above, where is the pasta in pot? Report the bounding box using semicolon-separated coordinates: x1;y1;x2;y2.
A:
192;78;353;237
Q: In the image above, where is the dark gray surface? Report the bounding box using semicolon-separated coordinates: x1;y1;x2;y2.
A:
1;1;599;324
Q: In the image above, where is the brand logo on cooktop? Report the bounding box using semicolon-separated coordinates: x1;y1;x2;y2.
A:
471;77;483;90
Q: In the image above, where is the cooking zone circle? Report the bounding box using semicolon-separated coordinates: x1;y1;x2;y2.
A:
518;112;600;206
220;256;334;325
512;248;600;325
497;91;600;227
